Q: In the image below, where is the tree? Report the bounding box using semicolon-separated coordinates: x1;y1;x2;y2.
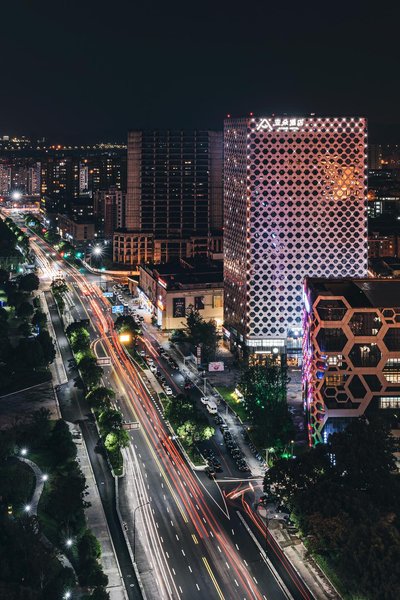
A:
78;529;101;564
45;468;88;533
0;268;9;285
16;337;45;368
19;272;39;292
182;308;219;362
164;393;195;424
70;327;90;354
37;329;56;364
104;429;130;453
78;355;103;389
240;361;293;449
32;310;47;330
98;408;123;433
18;320;32;337
86;386;115;410
49;419;77;464
114;315;141;342
16;300;34;320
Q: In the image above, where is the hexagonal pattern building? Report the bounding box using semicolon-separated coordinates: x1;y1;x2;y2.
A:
223;115;368;360
303;278;400;445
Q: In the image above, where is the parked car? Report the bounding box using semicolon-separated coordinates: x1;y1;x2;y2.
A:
164;386;173;396
201;396;210;405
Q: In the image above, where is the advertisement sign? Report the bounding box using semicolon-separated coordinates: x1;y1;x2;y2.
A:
173;297;186;318
112;304;124;314
208;361;224;372
103;291;113;298
194;295;205;310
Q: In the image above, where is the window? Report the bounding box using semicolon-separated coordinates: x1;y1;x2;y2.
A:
328;354;343;366
213;295;223;309
379;396;400;409
325;373;343;386
383;358;400;383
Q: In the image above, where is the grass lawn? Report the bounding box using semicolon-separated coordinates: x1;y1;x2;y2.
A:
215;385;248;422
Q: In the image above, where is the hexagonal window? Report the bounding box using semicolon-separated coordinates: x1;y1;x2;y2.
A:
336;392;349;403
383;309;395;319
348;375;367;399
383;328;400;351
316;328;348;352
315;299;347;321
348;312;382;336
348;344;382;368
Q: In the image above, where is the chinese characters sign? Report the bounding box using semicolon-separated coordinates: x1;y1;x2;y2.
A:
255;117;305;132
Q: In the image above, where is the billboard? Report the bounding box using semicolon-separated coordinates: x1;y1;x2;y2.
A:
194;295;205;310
103;291;114;298
173;297;186;318
208;361;224;372
112;305;124;314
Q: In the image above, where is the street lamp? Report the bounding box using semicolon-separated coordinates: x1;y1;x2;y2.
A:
133;501;150;562
63;592;72;599
20;447;28;456
65;538;73;548
290;439;295;458
42;474;48;482
24;504;31;513
119;333;131;344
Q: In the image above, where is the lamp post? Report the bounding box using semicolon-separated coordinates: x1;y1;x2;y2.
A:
133;501;150;562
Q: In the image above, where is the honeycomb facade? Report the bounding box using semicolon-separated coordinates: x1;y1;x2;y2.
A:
224;116;368;353
303;278;400;446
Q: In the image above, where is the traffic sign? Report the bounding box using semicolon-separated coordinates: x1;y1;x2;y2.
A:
112;304;124;313
122;421;140;430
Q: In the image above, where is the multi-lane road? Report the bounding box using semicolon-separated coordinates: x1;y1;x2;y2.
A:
24;224;313;600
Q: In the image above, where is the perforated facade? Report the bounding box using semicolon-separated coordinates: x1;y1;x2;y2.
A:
224;116;368;354
303;278;400;445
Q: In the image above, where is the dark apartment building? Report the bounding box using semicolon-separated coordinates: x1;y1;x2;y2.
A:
113;130;223;266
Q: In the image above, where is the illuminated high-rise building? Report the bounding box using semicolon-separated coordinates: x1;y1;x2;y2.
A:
223;115;368;360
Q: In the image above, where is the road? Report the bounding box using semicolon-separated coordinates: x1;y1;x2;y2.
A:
27;228;313;600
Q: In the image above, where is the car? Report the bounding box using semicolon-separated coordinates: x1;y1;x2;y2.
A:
139;350;146;357
164;386;173;395
145;356;154;365
138;316;144;322
212;463;223;473
149;364;158;373
238;464;251;472
214;415;223;424
220;423;229;432
200;396;209;405
206;467;216;479
156;370;162;378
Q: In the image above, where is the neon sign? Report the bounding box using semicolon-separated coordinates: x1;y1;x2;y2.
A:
256;117;305;132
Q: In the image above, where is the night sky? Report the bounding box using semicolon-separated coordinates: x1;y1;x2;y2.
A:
1;1;399;143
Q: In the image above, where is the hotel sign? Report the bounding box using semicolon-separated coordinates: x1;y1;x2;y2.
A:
256;117;305;132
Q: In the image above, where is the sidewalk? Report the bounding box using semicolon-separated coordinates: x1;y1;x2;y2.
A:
71;422;128;600
19;456;76;575
258;506;342;600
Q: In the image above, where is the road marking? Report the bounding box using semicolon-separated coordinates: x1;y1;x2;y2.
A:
253;577;258;584
202;557;225;600
196;584;200;591
236;511;294;600
172;568;176;575
192;534;199;544
175;534;179;541
236;543;240;550
179;586;183;594
225;562;230;570
234;579;239;587
181;549;185;556
217;545;222;553
188;565;192;573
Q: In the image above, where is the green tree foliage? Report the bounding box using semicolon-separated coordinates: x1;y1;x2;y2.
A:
37;330;56;364
98;408;123;432
114;315;141;341
0;268;10;285
44;230;61;245
70;326;91;354
78;355;103;389
264;419;400;599
16;300;34;319
18;272;40;292
49;419;77;465
45;467;88;533
18;320;32;337
86;386;115;410
180;308;218;363
16;337;45;368
164;393;196;424
88;588;111;600
240;361;293;449
104;429;130;452
32;309;47;330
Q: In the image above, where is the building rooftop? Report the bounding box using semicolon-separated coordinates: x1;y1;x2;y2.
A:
306;277;400;308
141;259;223;290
